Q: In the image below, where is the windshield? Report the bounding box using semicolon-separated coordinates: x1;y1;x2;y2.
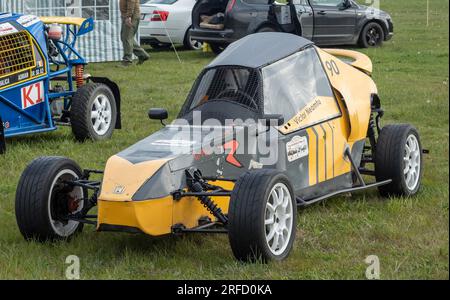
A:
187;67;262;112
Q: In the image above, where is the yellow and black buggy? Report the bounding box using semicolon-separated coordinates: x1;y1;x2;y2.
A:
15;33;424;262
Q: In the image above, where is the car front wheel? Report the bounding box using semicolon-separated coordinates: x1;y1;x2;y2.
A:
228;170;297;262
15;156;85;241
359;22;385;48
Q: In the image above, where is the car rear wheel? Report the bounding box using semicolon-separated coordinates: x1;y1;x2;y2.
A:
184;27;203;50
15;156;85;241
375;124;423;197
209;42;226;55
359;22;385;48
228;170;297;262
257;26;278;33
71;83;117;141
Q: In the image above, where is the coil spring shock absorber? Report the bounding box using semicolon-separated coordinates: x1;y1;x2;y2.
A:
185;168;228;225
75;65;84;88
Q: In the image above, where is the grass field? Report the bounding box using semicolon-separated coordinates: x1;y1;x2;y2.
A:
0;0;448;279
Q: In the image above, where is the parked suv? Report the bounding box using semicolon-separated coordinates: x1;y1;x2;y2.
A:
190;0;394;53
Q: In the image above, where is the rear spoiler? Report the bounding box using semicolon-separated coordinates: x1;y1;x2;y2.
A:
39;16;94;36
322;48;373;75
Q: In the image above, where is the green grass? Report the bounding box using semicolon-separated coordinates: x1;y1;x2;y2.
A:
0;0;448;279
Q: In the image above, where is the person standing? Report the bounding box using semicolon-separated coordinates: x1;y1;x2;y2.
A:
119;0;150;66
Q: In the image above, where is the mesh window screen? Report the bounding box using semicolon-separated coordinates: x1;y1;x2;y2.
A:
187;66;262;113
0;31;35;78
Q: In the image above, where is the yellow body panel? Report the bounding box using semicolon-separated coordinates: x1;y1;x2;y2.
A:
97;197;173;235
323;48;373;75
316;46;377;142
306;127;318;185
322;123;334;180
97;155;234;235
39;16;87;27
306;122;351;185
99;155;168;202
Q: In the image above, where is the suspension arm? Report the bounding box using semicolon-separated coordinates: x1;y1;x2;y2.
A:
184;168;229;225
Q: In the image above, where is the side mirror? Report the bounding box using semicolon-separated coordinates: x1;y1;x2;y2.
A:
148;108;168;126
262;114;284;127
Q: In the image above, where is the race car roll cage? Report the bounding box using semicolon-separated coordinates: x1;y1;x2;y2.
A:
45;19;121;127
0;17;121;153
63;101;394;234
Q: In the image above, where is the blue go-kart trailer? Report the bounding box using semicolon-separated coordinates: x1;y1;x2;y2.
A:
0;13;121;154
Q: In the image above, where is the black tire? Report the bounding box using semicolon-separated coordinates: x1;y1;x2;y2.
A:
15;156;85;241
358;22;385;48
183;27;203;50
209;42;226;55
375;124;423;197
70;83;117;142
256;26;277;33
228;170;297;262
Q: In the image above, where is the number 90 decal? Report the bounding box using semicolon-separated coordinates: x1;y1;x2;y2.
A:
325;59;340;76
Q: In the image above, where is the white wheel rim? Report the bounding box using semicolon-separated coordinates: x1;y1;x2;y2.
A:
91;94;112;136
403;134;421;191
264;183;293;256
47;169;84;237
189;36;203;50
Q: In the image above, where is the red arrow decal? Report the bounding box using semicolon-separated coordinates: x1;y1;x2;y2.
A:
223;140;242;168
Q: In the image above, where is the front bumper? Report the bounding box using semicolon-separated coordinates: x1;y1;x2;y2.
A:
97;198;173;236
97;191;231;237
385;19;394;41
139;26;183;44
189;28;234;44
385;32;394;41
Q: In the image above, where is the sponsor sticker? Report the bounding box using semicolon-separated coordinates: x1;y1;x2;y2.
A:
113;186;125;194
16;15;40;27
21;81;44;109
286;135;308;162
0;13;13;19
0;22;18;36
